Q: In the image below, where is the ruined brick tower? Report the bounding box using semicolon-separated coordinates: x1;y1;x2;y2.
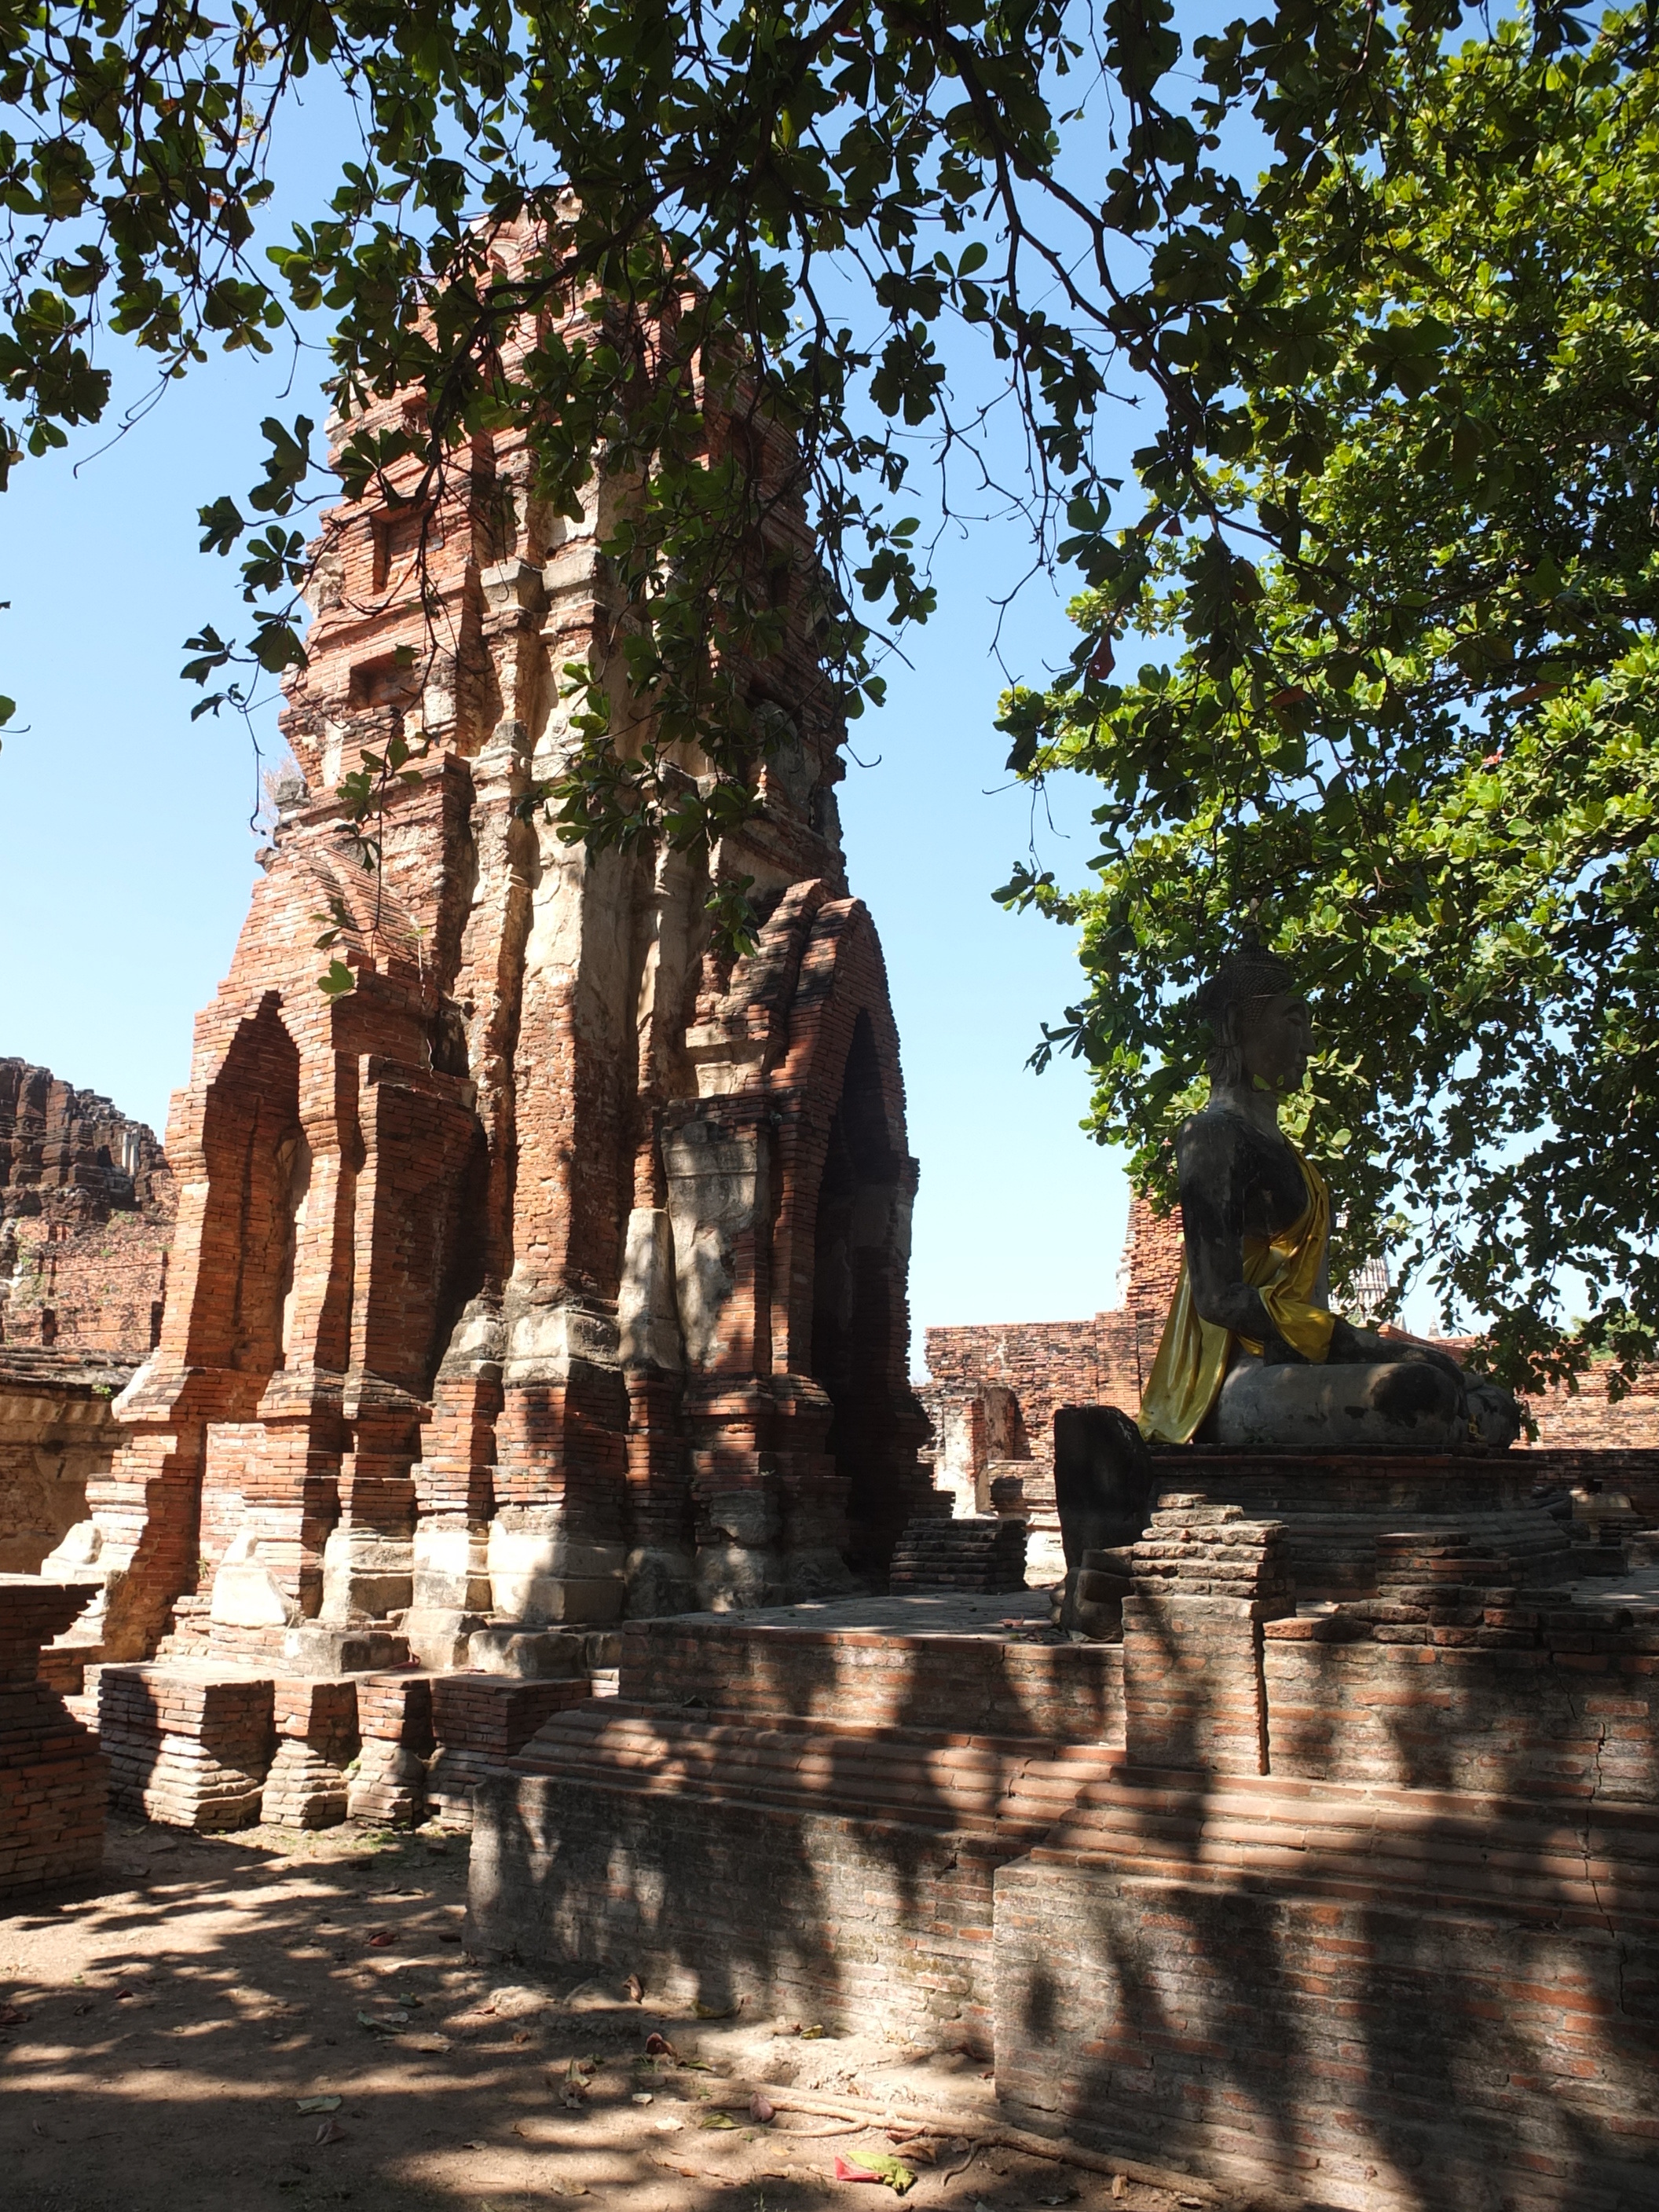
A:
71;229;933;1668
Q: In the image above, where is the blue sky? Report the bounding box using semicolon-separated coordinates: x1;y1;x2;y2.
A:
0;239;1132;1358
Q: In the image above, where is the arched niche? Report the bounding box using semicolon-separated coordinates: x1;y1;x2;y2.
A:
183;994;303;1382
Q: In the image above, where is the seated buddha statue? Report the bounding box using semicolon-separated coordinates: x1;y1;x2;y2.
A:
1137;940;1520;1452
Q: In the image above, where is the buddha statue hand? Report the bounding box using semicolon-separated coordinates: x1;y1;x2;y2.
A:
1328;1317;1463;1381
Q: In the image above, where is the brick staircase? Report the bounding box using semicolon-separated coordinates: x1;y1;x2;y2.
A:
888;1512;1027;1592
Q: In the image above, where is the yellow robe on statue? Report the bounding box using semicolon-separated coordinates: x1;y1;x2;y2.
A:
1137;1146;1336;1446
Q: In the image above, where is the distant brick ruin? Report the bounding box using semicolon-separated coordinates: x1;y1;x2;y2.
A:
58;220;933;1680
0;1058;172;1360
0;1060;174;1576
916;1197;1182;1577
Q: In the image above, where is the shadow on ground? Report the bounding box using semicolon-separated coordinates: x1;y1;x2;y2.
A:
1;1815;1185;2212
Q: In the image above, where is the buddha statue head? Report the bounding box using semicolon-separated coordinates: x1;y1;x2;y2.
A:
1196;938;1311;1097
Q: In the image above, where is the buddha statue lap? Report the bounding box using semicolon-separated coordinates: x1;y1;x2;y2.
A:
1137;942;1520;1455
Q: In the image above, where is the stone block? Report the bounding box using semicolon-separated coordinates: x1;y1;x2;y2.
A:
485;1521;626;1624
280;1624;411;1676
99;1664;273;1830
466;1628;586;1679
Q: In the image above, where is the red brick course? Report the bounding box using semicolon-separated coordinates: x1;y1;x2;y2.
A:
476;1697;1120;2049
0;1574;106;1895
472;1462;1659;2207
614;1617;1124;1744
995;1767;1659;2212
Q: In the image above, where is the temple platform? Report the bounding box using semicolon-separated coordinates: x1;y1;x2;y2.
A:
467;1485;1658;2210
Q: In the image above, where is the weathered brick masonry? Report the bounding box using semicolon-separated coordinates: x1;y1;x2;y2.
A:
473;1469;1657;2210
920;1199;1185;1575
471;1617;1124;2048
991;1496;1658;2211
0;1057;173;1360
923;1187;1659;1479
0;1060;176;1587
0;223;961;1888
921;1197;1184;1487
0;1350;130;1573
48;215;934;1684
0;1575;105;1897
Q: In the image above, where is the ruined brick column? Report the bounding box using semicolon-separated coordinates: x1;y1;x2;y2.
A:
61;217;933;1673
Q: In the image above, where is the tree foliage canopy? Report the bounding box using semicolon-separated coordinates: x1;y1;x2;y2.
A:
1;0;1654;1381
998;5;1659;1389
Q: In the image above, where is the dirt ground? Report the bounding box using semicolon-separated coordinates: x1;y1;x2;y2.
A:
1;1815;1228;2212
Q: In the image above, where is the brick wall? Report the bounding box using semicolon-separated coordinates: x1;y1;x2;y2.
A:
0;1354;127;1571
922;1199;1185;1456
0;1575;106;1895
616;1617;1124;1745
475;1755;1031;2047
989;1503;1659;2210
1263;1627;1659;1800
1525;1364;1659;1450
995;1774;1659;2212
468;1465;1659;2207
473;1695;1120;2049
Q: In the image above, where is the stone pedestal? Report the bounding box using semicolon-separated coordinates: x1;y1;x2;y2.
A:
485;1509;626;1624
1144;1443;1575;1597
100;1664;273;1830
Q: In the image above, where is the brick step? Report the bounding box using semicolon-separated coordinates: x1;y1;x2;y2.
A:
889;1514;1027;1594
1032;1767;1659;1932
508;1703;1116;1837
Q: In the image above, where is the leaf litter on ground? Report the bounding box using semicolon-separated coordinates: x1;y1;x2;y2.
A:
834;2151;916;2193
